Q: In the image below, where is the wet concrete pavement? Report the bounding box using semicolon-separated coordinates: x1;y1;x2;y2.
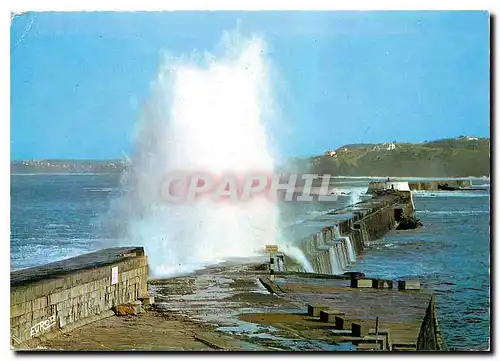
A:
39;257;430;351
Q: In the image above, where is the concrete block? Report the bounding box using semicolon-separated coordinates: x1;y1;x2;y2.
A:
334;316;345;330
130;300;143;313
319;309;345;323
139;257;148;267
49;289;70;305
54;277;66;290
398;280;420;290
357;343;381;351
10;313;32;328
71;296;81;306
331;329;352;336
32;307;49;321
29;285;43;302
307;304;329;317
118;261;129;273
363;335;387;350
58;307;70;318
41;280;57;295
368;328;391;350
90;290;100;302
11;289;27;306
55;299;69;312
372;279;394;289
62;276;73;290
23;286;35;303
10;301;32;318
81;271;92;285
69;274;81;288
32;296;48;311
351;279;373;288
10;316;20;328
82;282;91;294
75;271;88;286
351;323;368;337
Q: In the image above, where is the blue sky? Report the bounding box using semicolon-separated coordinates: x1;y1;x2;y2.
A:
11;11;490;160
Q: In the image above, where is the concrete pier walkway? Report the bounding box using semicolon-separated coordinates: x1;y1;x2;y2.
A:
36;260;435;351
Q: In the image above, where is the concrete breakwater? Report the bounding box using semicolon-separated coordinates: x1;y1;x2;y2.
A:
295;189;414;275
10;247;148;347
417;296;448;350
408;179;473;191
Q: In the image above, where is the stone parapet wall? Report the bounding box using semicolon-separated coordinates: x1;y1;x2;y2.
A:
11;247;148;347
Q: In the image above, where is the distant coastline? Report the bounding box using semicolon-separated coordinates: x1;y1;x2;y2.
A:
11;136;490;178
10;159;127;174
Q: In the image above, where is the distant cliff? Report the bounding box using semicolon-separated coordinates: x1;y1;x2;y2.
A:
11;159;127;174
301;136;490;177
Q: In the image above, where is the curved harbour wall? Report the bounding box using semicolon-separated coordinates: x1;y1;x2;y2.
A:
296;190;414;275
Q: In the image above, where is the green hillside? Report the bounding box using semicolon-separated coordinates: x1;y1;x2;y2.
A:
308;136;490;177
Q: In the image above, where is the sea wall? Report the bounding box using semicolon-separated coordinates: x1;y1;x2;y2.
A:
10;247;148;347
367;181;411;193
408;179;472;191
417;296;448;351
297;191;413;275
